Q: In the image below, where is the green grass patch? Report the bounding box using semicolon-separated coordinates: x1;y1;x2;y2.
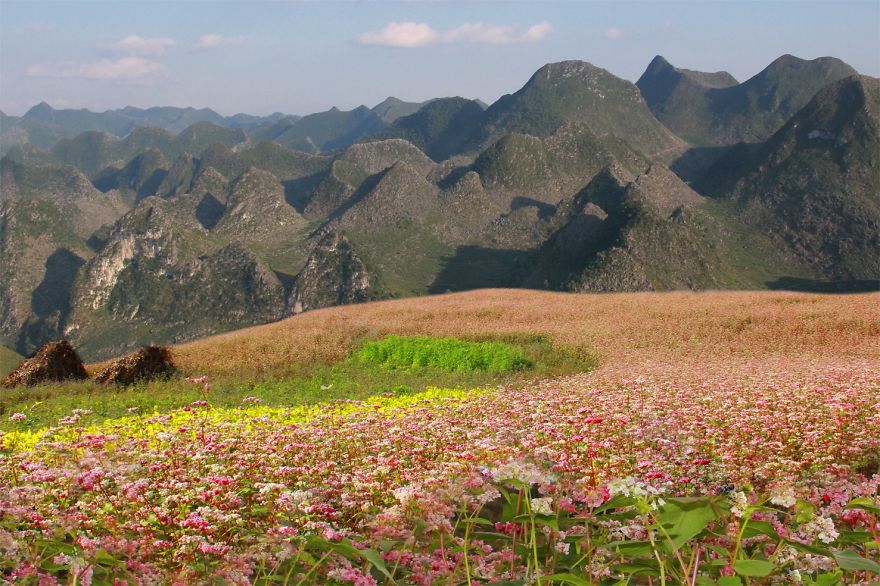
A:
0;333;593;431
0;346;23;379
356;335;532;372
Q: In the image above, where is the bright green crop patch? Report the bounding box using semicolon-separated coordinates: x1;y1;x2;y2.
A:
356;335;533;372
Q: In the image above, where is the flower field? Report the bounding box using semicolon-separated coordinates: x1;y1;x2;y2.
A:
1;291;879;585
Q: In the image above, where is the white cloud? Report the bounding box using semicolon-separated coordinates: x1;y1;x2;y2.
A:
197;34;248;48
358;20;553;48
111;35;176;56
358;22;439;48
26;57;165;80
603;27;624;39
521;21;554;43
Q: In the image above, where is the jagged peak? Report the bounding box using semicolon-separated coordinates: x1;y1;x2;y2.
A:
23;101;54;119
644;55;674;74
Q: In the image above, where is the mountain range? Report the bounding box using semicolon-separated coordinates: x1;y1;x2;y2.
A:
1;53;877;360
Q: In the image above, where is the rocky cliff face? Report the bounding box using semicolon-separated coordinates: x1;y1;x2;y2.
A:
289;229;379;313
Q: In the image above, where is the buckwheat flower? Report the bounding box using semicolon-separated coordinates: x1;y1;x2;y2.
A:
8;413;25;423
806;515;839;543
242;396;262;405
729;491;748;518
789;569;802;583
770;485;797;508
392;484;420;505
490;460;555;486
555;540;571;555
52;553;72;565
531;496;553;515
474;485;501;505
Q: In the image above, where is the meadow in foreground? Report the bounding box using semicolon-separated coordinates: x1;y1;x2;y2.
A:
1;291;878;585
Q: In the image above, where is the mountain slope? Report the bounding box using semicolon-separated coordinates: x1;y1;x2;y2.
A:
371;97;427;123
364;97;487;162
252;106;387;153
47;123;246;178
476;61;685;158
638;54;858;145
708;75;880;281
0;103;286;154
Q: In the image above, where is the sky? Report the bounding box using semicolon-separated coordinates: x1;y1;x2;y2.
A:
1;1;878;117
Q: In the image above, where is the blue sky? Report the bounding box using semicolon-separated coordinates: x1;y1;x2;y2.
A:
1;1;878;116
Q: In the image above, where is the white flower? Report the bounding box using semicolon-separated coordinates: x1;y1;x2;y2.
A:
531;497;553;515
789;569;802;583
770;486;797;508
806;515;839;544
392;484;420;505
729;491;748;518
490;460;555;486
555;540;571;555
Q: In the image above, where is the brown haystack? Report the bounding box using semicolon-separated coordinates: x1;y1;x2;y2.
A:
2;340;88;388
94;345;175;386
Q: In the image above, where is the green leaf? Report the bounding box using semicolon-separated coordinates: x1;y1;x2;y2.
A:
845;497;880;515
733;559;777;577
548;573;594;585
832;549;880;573
593;494;638;513
307;538;394;580
810;571;842;586
460;517;494;525
657;497;721;548
785;539;833;557
838;531;874;544
610;561;661;577
608;540;654;556
795;500;816;524
717;577;743;586
742;520;780;540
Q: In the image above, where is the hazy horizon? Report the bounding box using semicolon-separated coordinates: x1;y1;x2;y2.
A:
2;0;879;117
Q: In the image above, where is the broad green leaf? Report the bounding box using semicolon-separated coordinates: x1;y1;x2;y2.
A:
548;573;594;585
785;539;833;557
307;538;393;580
810;571;842;586
594;494;638;513
832;549;880;573
838;531;874;544
742;520;780;540
733;559;777;577
795;500;816;524
657;497;720;548
845;498;880;515
611;561;661;576
608;540;654;556
718;577;743;586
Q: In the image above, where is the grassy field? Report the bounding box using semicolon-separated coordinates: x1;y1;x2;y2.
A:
0;345;23;379
2;290;879;584
4;290;877;430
